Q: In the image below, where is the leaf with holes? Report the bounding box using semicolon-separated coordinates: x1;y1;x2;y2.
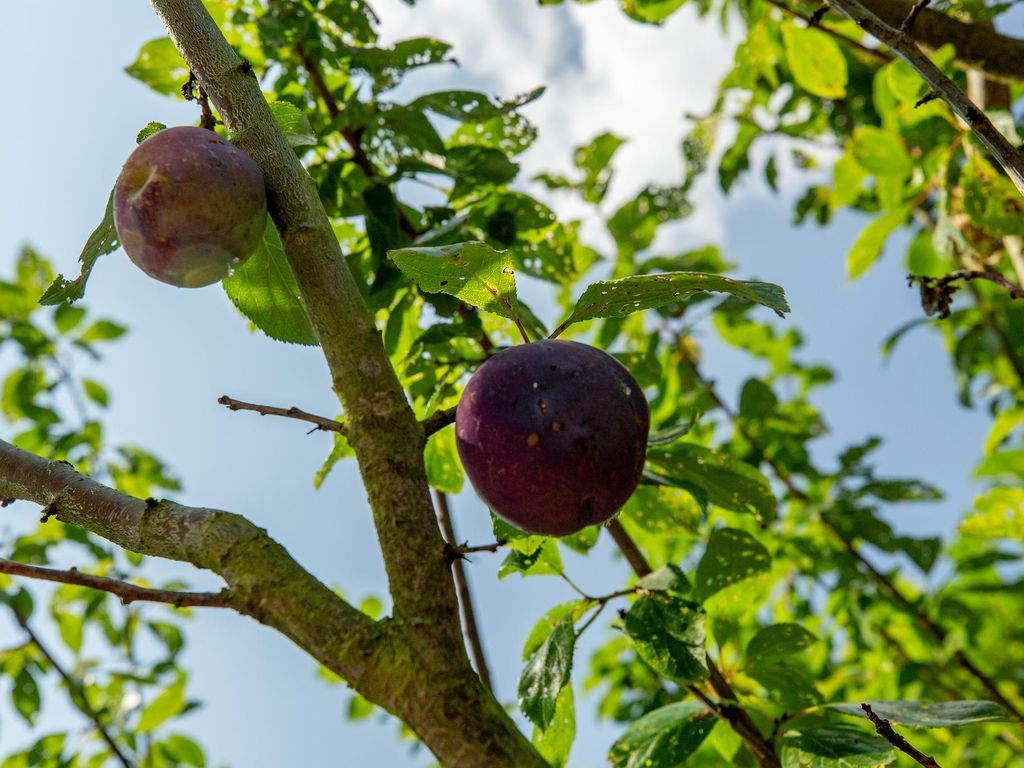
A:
609;701;716;768
646;444;777;522
826;700;1012;727
389;241;522;321
624;592;708;683
696;527;771;601
518;615;575;730
553;272;788;335
781;726;894;767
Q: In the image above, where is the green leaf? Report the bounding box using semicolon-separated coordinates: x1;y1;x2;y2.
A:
826;700;1012;727
637;564;691;594
621;485;703;534
411;87;545;122
79;319;128;343
850;127;912;177
136;121;166;144
499;538;563;578
623;592;708;683
345;37;454;91
960;488;1024;540
137;675;187;733
747;623;818;667
81;379;109;408
518;615;575;730
555;272;789;333
124;37;189;97
424;428;463;494
781;726;894;767
158;734;206;767
646;444;777;522
314;431;353;489
847;208;908;281
782;23;848;99
609;701;716;768
532;684;575;768
696;527;772;600
523;602;587;660
268;101;317;148
222;219;318;346
11;668;41;724
54;610;85;654
389;241;522;321
40;189;120;305
574;132;626;204
53;304;86;334
960;154;1024;237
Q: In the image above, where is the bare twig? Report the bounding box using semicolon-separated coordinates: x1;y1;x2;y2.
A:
9;609;135;768
606;519;653;576
900;0;930;33
827;0;1024;197
422;406;458;438
448;541;506;556
218;395;345;433
0;559;232;608
434;490;493;692
910;270;1024;319
861;704;942;766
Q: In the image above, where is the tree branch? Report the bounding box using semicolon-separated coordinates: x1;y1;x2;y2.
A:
0;558;232;608
218;395;345;433
8;608;134;768
422;406;458;438
857;0;1024;84
861;704;942;767
604;519;781;766
434;490;492;692
826;0;1024;197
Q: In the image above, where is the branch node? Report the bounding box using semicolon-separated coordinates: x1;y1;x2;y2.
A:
861;704;942;767
40;503;57;523
809;4;829;24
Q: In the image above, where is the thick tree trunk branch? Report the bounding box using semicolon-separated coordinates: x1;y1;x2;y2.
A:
827;0;1024;197
0;438;544;767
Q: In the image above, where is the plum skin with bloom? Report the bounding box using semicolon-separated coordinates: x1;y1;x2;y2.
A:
455;339;650;536
113;126;267;288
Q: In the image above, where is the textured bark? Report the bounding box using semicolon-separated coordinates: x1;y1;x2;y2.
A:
0;0;549;764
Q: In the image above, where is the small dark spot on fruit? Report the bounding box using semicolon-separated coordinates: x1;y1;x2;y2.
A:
550;364;558;371
552;421;564;432
537;399;548;413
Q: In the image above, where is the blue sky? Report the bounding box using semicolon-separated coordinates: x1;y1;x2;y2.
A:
0;1;1002;765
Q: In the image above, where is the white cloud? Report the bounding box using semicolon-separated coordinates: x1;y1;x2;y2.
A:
374;0;738;250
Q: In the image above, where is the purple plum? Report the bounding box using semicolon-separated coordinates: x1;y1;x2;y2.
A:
113;126;267;287
456;340;650;536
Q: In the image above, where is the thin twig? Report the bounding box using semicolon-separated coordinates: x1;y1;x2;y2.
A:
9;609;135;768
900;0;930;33
448;541;506;556
434;490;493;692
606;519;653;576
0;559;233;608
827;0;1024;196
422;406;458;438
218;395;345;433
764;0;891;63
861;704;942;766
